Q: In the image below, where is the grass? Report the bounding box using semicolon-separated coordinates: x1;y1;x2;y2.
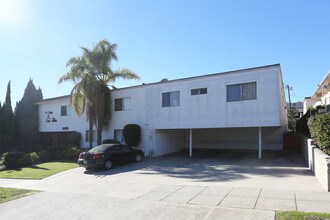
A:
0;187;37;204
276;211;330;220
0;161;79;179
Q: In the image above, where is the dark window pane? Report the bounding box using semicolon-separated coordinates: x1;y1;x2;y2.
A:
200;88;207;94
61;106;67;116
162;93;170;107
227;84;241;102
115;98;123;111
191;89;198;95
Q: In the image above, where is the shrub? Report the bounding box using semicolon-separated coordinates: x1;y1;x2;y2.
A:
37;150;51;163
123;124;141;147
102;139;120;144
308;112;330;154
2;151;24;169
46;145;80;161
16;152;40;167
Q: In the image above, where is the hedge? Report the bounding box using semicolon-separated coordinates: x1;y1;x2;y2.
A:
308;112;330;154
0;145;81;170
123;124;141;147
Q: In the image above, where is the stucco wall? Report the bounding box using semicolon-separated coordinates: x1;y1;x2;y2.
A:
38;65;287;155
154;130;185;156
301;136;330;191
183;127;283;150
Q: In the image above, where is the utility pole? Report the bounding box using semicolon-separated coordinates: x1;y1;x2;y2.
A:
286;85;292;111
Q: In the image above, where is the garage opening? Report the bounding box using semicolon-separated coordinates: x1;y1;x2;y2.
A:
154;127;283;158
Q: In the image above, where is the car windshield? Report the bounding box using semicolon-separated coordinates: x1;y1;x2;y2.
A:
89;144;115;153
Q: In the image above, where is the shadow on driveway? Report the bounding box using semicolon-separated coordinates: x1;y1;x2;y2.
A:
83;150;311;182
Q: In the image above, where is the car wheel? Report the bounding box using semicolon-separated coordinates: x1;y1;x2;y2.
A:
135;154;143;162
104;160;112;170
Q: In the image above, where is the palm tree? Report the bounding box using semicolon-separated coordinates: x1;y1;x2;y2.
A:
58;39;140;147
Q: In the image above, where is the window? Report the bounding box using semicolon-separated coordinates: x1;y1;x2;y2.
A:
85;130;97;142
114;129;124;142
227;82;256;102
61;105;72;116
162;91;180;107
115;98;130;111
191;88;207;95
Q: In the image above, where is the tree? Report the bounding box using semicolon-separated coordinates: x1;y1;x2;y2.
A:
59;39;140;146
15;79;43;152
123;124;141;148
0;81;15;152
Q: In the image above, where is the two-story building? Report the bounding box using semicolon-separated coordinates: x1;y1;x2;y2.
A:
303;70;330;114
37;64;287;158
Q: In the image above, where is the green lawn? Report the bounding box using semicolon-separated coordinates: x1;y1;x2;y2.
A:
0;187;37;204
276;211;330;220
0;161;79;179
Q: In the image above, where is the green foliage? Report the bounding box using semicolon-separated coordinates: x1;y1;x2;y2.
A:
0;187;36;204
1;145;80;170
0;162;78;179
16;152;40;168
276;210;330;220
123;124;141;147
58;39;140;146
0;81;15;153
2;151;24;169
15;79;43;152
45;145;80;161
308;112;330;154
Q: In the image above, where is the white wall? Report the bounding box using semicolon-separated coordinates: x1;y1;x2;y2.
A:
38;65;286;156
154;129;185;156
303;98;315;115
184;127;283;150
37;97;95;148
110;65;285;130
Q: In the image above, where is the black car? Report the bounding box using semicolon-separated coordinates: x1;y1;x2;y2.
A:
77;144;144;170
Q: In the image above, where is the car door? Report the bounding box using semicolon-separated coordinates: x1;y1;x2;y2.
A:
106;145;122;164
120;145;134;162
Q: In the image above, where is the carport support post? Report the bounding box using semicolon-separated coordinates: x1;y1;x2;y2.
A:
189;129;192;157
258;127;262;159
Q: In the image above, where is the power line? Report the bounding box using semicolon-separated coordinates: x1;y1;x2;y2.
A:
0;48;66;70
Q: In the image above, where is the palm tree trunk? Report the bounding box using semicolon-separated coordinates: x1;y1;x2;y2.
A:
97;128;102;145
89;120;93;148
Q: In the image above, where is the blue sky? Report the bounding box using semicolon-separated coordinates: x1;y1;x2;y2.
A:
0;0;329;107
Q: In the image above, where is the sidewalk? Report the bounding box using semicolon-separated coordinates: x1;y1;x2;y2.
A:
1;177;330;214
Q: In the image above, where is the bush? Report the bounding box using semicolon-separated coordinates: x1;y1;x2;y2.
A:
46;145;80;161
123;124;141;147
1;151;24;169
102;139;120;144
308;112;330;154
37;150;51;163
16;152;40;167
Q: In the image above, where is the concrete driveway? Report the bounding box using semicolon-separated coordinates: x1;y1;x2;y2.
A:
0;151;330;219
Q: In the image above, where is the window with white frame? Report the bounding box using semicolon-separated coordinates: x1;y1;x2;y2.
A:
114;97;130;111
85;130;97;142
227;82;257;102
191;88;207;95
162;91;180;107
114;129;124;142
61;105;72;116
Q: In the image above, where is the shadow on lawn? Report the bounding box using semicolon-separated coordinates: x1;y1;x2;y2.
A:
10;165;50;172
83;150;311;182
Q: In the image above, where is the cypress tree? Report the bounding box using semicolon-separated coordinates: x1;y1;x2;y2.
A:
0;82;15;152
15;79;43;152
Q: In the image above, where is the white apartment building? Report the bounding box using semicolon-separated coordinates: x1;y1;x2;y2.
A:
37;64;287;158
303;71;330;114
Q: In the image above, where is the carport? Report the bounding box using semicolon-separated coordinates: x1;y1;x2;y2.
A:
154;127;284;158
